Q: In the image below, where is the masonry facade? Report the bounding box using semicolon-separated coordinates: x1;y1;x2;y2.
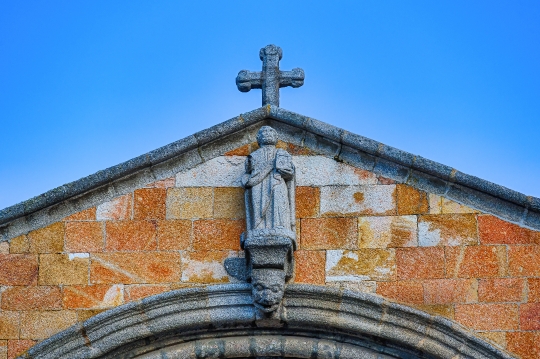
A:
0;107;539;358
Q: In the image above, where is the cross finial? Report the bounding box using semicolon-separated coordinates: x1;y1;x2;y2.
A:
236;45;305;107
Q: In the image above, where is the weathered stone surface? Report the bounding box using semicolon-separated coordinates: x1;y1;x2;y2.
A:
418;214;478;246
39;254;89;285
508;332;540;359
376;281;423;304
358;216;417;248
396;247;445;280
144;177;175;189
181;251;235;283
478;332;507;350
295;186;320;218
293;156;377;186
320;185;396;216
446;246;507;278
396;184;429;215
8;235;29;253
214;187;245;219
133;188;166;220
64;207;96;221
301;217;357;250
1;286;62;310
520;303;540;330
0;254;38;285
478;215;536;244
166;187;213;219
63;284;124;309
125;285;170;302
326;249;395;281
294;250;325;284
478;278;524;303
441;198;478;214
105;221;157;251
529;278;540;302
157;220;191;250
96;194;132;220
175;156;245;187
193;219;244;251
90;252;181;284
20;310;77;340
423;279;477;304
508;245;540;276
7;339;36;359
27;222;64;253
455;304;518;330
65;221;104;252
0;312;19;339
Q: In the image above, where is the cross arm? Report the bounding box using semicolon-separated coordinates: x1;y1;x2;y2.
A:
279;68;305;88
236;70;263;92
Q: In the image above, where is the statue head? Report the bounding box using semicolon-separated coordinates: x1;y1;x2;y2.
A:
256;126;278;146
251;268;286;312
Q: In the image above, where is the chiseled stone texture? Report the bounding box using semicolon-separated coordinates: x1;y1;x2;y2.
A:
0;141;539;359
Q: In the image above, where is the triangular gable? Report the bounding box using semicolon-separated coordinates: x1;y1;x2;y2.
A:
1;104;539;241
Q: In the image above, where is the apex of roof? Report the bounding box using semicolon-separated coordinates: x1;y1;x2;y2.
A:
1;105;539;241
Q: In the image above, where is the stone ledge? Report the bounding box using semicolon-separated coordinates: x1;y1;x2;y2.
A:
20;284;516;358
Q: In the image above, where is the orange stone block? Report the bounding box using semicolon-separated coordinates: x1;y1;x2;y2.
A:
0;254;38;285
396;247;445;280
508;246;540;276
96;194;132;220
376;281;424;304
63;284;124;309
0;341;6;359
166;187;213;219
76;309;106;322
27;222;64;253
326;249;396;281
1;286;62;310
528;278;540;302
193;219;244;251
39;254;89;285
133;188;167;220
478;215;535;244
294;250;325;285
157;220;191;250
225;143;251;156
0;312;19;339
301;217;357;250
126;285;170;301
520;303;540;330
8;340;36;359
181;251;232;283
455;304;518;330
296;187;320;218
396;184;429;215
20;310;77;340
65;221;104;252
64;207;96;221
423;279;477;304
445;246;507;278
413;304;454;319
214;187;245;219
90;252;181;284
144;177;175;188
477;332;506;349
105;221;157;251
418;214;478;246
0;241;7;254
478;278;524;303
507;332;540;359
9;235;29;253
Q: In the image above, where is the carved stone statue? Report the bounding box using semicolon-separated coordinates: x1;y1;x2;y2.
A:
225;125;297;314
241;126;296;241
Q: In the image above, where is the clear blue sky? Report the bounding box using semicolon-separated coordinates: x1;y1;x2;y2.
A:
1;1;539;209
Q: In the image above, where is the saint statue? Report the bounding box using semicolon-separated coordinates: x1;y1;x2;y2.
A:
241;126;296;241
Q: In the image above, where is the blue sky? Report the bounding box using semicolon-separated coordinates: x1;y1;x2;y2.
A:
1;1;539;209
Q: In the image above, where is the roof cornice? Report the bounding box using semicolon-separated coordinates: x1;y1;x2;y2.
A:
1;105;539;240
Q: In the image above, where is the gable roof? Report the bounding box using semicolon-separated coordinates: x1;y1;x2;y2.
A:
1;105;539;241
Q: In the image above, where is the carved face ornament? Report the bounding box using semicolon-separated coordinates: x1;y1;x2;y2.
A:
251;269;286;313
256;126;278;146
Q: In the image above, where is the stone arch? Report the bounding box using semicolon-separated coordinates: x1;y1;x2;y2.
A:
21;284;515;359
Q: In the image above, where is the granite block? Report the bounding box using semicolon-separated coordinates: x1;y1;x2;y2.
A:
406;170;448;195
373;158;410;183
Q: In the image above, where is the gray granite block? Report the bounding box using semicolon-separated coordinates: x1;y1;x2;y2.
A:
341;131;380;155
148;135;198;164
407;170;448;195
269;106;309;128
338;145;376;172
413;155;454;180
524;210;540;229
305;117;343;143
303;132;341;158
378;144;415;167
373;158;410;183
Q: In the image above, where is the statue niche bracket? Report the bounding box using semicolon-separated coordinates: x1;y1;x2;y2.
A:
225;126;297;314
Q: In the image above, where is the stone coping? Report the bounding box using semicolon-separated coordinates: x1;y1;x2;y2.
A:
1;105;539;240
19;284;516;358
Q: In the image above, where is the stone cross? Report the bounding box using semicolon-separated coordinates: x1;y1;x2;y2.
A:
236;44;305;107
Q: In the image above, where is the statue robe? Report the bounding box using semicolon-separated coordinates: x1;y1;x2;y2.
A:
241;145;295;234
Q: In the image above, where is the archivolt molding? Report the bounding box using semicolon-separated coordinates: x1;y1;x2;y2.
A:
20;284;516;359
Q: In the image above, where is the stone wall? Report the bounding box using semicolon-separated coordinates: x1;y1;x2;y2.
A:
0;142;539;358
